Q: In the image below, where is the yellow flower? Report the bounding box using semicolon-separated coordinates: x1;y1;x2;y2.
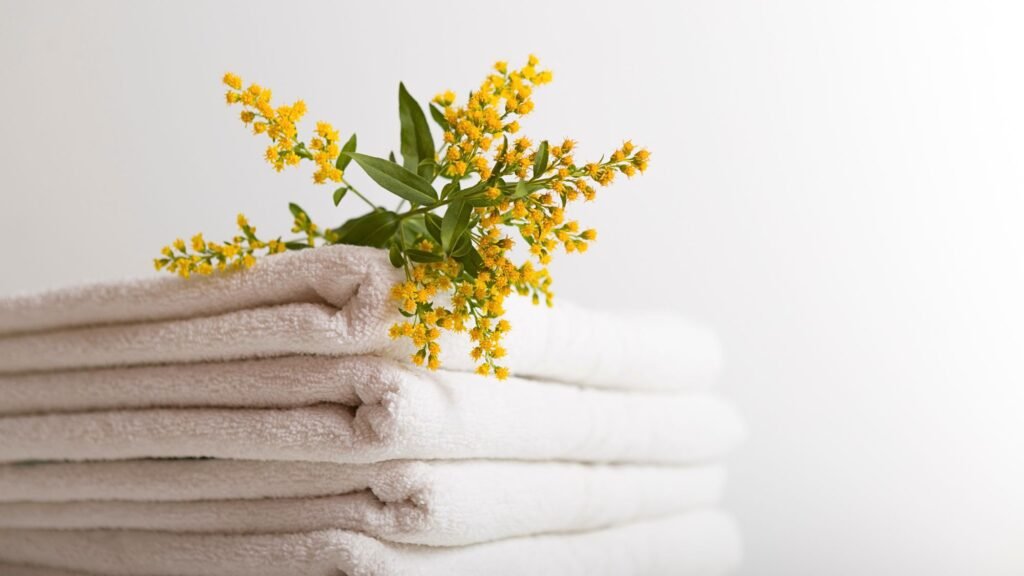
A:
433;90;456;107
222;72;242;90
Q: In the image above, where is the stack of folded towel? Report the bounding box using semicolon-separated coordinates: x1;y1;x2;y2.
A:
0;245;743;576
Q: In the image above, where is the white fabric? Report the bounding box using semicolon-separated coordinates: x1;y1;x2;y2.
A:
0;354;745;461
0;459;725;547
0;511;741;576
0;354;712;417
0;245;721;391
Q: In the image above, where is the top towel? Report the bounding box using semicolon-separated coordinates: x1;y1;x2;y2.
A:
0;245;720;390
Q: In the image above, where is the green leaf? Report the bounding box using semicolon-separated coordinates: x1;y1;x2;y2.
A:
341;152;438;206
388;151;397;163
288;202;308;219
441;199;472;254
332;210;400;248
458;246;484;276
429;104;450;131
388;243;404;268
284;241;312;250
510;180;543;200
398;83;436;180
405;249;444;263
513;180;529;199
293;143;313;160
453;181;500;207
451;232;471;257
464;195;502;207
336;134;357;170
532;140;549;179
332;187;348;206
400;214;428;241
441;179;460;200
492;136;508;174
424;213;442;243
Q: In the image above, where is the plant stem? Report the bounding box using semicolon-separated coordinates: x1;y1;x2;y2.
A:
342;178;377;209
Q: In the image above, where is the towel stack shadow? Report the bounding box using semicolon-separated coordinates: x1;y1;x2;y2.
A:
0;245;743;576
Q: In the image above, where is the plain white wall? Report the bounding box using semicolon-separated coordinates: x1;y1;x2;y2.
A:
1;1;1023;574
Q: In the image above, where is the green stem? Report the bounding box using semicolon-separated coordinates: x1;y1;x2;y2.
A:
342;178;377;209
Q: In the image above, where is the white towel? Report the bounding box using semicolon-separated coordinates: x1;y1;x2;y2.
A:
0;245;720;391
0;510;741;576
0;354;718;417
0;393;739;466
0;459;724;547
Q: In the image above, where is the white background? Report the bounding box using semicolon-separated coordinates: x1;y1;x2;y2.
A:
2;1;1023;574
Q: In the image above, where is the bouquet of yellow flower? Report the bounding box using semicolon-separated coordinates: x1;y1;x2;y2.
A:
155;56;649;378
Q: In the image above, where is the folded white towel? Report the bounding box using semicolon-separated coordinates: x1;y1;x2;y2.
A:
0;245;720;391
0;510;741;576
0;459;724;547
0;356;741;464
0;354;716;417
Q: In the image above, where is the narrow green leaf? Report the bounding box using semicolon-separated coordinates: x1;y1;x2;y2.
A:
341;152;437;205
398;83;436;180
405;249;444;263
441;199;472;254
458;246;484;276
429;104;450;131
456;180;498;207
388;244;404;268
449;180;485;200
424;213;442;243
532;140;549;179
284;241;312;250
465;195;503;207
333;187;348;206
441;180;460;200
332;210;400;248
288;202;308;218
418;157;437;182
451;233;471;257
335;134;357;170
400;214;428;240
510;180;542;200
388;151;397;163
513;180;529;199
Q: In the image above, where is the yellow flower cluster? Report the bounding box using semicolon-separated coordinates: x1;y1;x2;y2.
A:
154;214;285;278
290;210;320;246
310;122;343;184
387;244;532;379
432;55;553;179
381;56;651;376
223;73;342;184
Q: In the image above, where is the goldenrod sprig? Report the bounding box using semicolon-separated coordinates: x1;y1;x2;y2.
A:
154;214;287;277
158;57;649;378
